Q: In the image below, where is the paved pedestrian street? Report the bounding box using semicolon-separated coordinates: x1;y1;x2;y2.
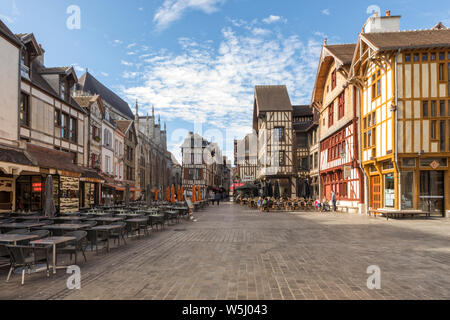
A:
1;203;449;300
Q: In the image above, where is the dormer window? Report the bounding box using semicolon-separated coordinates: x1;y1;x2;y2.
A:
60;80;66;101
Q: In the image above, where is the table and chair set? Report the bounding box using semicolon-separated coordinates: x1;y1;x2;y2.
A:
0;202;190;285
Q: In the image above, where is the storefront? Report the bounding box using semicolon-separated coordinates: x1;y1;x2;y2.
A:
15;174;60;213
0;175;14;213
401;157;449;217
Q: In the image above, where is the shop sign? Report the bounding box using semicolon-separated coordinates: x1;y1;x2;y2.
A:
430;160;440;170
32;182;43;192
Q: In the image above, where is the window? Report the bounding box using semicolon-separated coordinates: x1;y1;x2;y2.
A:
402;158;416;167
404;54;411;62
300;157;308;170
440;101;446;116
314;153;318;169
60;81;67;101
401;172;414;209
331;70;337;90
274;127;285;142
190;153;194;165
413;53;420;62
20;93;30;126
431;120;437;139
371;69;382;99
338;92;345;119
422;53;428;62
430;53;436;61
363;132;367;149
422;101;429;117
279;151;286;166
69;116;77;143
439;52;445;60
431;101;437;117
54;109;61;126
440;121;446;151
61;112;70;140
328;104;334;127
439;64;444;81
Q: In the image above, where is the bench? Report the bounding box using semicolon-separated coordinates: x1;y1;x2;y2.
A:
369;209;431;220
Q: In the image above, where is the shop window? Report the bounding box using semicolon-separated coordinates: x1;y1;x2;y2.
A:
384;173;395;208
401;172;414;209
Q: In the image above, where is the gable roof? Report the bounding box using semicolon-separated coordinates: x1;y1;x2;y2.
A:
0;19;21;47
324;44;356;65
254;85;293;113
361;28;450;51
78;72;134;119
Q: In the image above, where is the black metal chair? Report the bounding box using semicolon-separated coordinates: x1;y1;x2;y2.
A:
28;230;50;241
56;231;87;265
5;244;52;285
110;222;127;246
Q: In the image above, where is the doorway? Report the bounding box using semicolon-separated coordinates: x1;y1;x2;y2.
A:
371;176;381;209
420;171;445;217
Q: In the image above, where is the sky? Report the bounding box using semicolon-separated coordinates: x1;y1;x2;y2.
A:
2;0;450;162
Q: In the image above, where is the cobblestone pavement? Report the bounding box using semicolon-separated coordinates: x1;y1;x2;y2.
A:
0;202;449;300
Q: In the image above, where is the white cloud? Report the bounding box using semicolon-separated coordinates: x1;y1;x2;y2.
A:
153;0;226;30
0;0;20;23
127;43;137;49
101;72;109;77
262;15;286;24
121;23;322;159
252;28;271;36
322;9;330;15
121;60;133;66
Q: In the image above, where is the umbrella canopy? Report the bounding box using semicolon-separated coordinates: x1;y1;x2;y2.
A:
180;186;184;201
274;180;280;199
125;184;130;206
236;183;258;191
43;175;56;218
197;186;202;202
192;185;196;203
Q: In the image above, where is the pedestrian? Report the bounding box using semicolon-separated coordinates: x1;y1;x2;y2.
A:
209;190;215;205
331;190;337;212
215;191;221;206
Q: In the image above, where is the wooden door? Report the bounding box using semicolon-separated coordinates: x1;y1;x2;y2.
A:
371;176;381;209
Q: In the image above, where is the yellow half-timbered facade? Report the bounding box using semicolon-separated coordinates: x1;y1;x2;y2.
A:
350;14;450;217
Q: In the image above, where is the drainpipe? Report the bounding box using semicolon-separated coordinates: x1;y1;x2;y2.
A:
394;49;401;210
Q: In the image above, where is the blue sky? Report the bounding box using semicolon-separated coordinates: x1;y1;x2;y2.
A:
2;0;449;162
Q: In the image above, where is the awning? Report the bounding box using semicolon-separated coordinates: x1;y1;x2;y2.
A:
26;144;83;176
80;169;105;183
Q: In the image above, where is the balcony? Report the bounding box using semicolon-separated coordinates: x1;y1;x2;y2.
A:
20;64;30;80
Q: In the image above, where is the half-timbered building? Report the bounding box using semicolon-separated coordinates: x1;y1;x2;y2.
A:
350;11;450;217
253;85;295;198
312;42;364;213
234;134;258;183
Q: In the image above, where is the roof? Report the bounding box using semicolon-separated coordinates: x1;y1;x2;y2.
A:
79;72;134;119
362;28;450;51
81;168;104;181
115;120;133;134
293;105;313;117
254;85;292;112
324;44;356;65
26;144;83;173
28;62;86;114
0;19;22;47
0;146;33;166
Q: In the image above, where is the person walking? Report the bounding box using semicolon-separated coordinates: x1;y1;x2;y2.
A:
215;191;221;206
331;190;337;212
209;190;215;205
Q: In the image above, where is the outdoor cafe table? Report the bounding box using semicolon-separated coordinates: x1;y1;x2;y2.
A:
11;215;46;222
0;222;45;231
49;216;85;222
164;210;179;224
0;234;38;245
126;218;149;237
148;214;165;229
85;217;125;225
91;225;123;252
30;236;76;274
41;224;88;235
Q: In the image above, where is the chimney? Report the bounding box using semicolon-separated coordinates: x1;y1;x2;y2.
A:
363;10;401;33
